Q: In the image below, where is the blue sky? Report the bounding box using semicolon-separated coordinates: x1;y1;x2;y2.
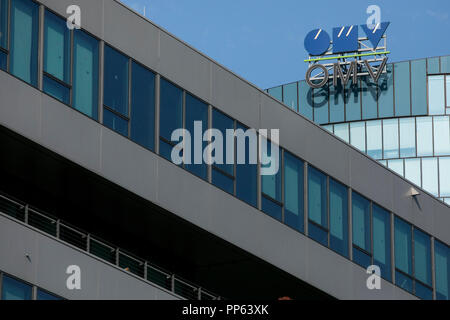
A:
119;0;450;89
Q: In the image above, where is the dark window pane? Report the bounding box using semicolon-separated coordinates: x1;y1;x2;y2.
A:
396;271;413;293
352;192;371;252
414;229;432;286
353;247;371;269
73;30;99;120
185;93;208;180
44;10;70;83
361;76;378;120
236;123;258;207
415;282;433;300
309;222;328;247
1;275;32;300
329;82;345;123
0;0;7;49
212;109;234;176
394;62;411;117
130;62;155;151
298;81;313;120
0;50;6;71
261;139;281;201
345;81;361;121
434;240;450;300
329;179;348;257
394;217;412;275
103;108;128;137
313;85;329;124
262;196;282;221
411;59;427;115
212;168;234;195
37;289;61;300
308;166;327;228
160;78;182;142
43;76;70;104
10;0;39;86
378;64;394;118
160;140;174;162
104;45;129;116
372;204;391;281
284;152;304;233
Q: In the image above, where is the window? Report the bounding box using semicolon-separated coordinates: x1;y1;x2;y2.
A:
350;122;366;153
405;158;421;186
361;76;378;120
43;10;71;104
130;62;155;151
329;178;348;257
329;82;344;123
0;0;9;70
334;123;349;143
366;120;382;159
416;117;433;156
429;75;445;115
298;81;313;120
284;151;304;233
427;57;440;74
394;62;411;117
73;29;99;120
378;64;394;118
268;86;282;102
212;109;235;194
282;82;298;111
388;159;404;177
435;240;450;300
10;0;39;86
422;158;438;196
236;123;258;207
434;116;450;156
439;157;450;197
313;85;329;124
399;118;416;158
261;139;282;220
413;229;433;300
383;119;399;159
447;75;450;107
185;93;208;180
411;59;427;115
394;217;413;293
159;78;182;161
308;166;328;246
372;205;391;281
1;275;32;300
37;289;61;300
352;192;372;268
345;80;361;121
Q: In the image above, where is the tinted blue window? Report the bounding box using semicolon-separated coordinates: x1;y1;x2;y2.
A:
309;222;328;247
73;30;99;120
352;192;371;252
329;82;345;123
282;82;298;111
261;140;281;201
298;81;314;120
1;275;32;300
262;196;282;221
308;166;327;229
435;240;450;300
329;178;348;257
313;85;329;124
104;45;129;116
160;78;182;147
345;81;361;121
212;169;234;195
395;217;412;275
43;76;70;104
427;57;440;74
411;59;427;116
361;76;378;120
442;56;450;74
415;282;433;300
103;108;128;137
378;64;394;118
268;86;282;102
373;204;391;281
37;289;61;300
10;0;39;86
284;152;304;233
366;120;382;159
212;109;234;176
0;0;7;49
130;62;155;151
396;271;413;293
394;62;411;117
414;229;432;287
159;140;174;162
0;51;6;70
185;93;208;180
44;10;70;83
353;247;372;269
236;123;258;207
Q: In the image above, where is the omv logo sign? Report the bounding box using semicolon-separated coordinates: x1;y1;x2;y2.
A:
304;22;390;56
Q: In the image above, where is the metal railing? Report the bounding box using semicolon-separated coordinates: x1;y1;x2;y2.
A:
0;193;221;300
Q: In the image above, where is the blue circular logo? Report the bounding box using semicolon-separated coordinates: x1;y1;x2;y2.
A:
304;29;330;56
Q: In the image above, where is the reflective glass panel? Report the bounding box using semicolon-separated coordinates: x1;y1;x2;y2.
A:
37;289;61;301
212;109;234;176
367;120;382;159
1;275;32;300
261;139;281;201
439;157;450;197
352;192;371;252
103;108;128;137
334;123;349;143
43;75;70;104
283;82;298;111
394;62;411;117
160;78;182;141
422;158;438;196
284;152;304;233
378;64;394;118
411;59;428;115
236;123;258;207
298;81;314;120
0;0;7;49
399;118;416;158
373;205;391;281
361;76;378;120
427;57;440;74
416;117;433;156
268;86;282;102
329;178;348;257
313;85;329;125
395;217;412;275
345;81;361;121
434;116;450;156
350;122;366;153
383;119;399;159
262;196;282;221
435;240;450;300
104;45;129;116
429;75;445;115
329;82;344;123
388;159;404;177
414;229;432;286
405;158;421;186
308;166;327;228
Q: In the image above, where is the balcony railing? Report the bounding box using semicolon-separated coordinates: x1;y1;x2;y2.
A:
0;193;220;300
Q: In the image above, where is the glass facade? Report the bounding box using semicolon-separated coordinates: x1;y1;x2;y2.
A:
0;0;448;299
0;272;61;300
